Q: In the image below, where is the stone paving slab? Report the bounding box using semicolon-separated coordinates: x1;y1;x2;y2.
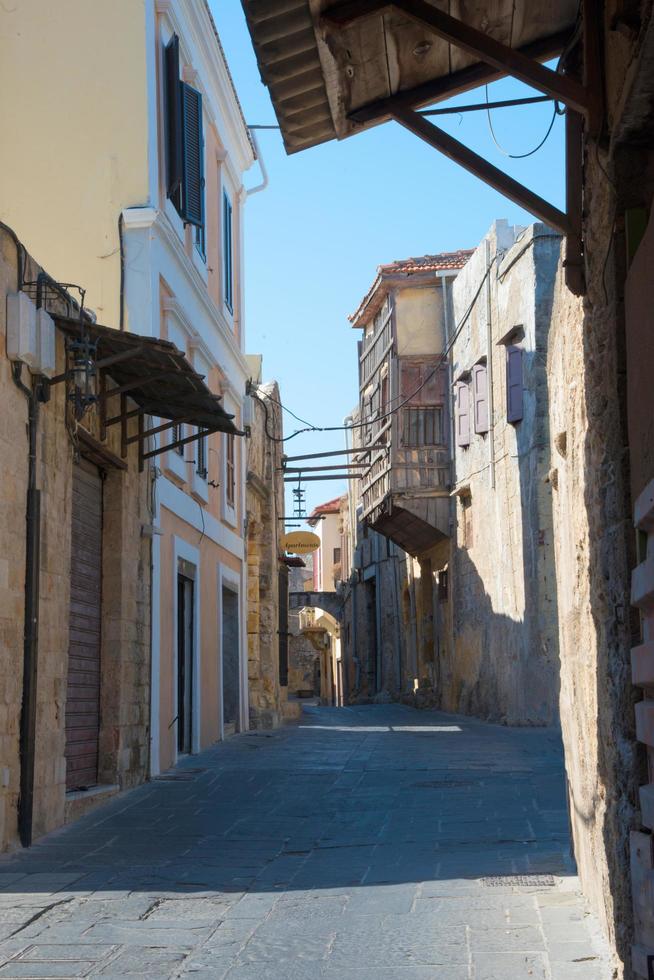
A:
0;704;611;978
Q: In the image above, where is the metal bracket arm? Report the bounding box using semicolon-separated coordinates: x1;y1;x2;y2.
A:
391;106;569;234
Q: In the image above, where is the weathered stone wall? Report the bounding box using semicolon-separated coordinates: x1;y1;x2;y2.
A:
246;382;285;728
544;6;654;975
0;227;151;851
446;222;561;726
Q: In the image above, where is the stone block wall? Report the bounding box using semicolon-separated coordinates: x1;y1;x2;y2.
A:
246;382;285;728
446;222;561;726
0;228;151;851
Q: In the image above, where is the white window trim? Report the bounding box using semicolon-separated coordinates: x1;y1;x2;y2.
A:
220;387;238;528
162;299;198;484
172;537;201;764
221;180;235;324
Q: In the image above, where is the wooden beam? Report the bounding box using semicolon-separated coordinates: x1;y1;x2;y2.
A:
348;31;572;125
95;345;146;371
284;474;354;482
583;0;604;139
325;0;587;113
564;108;585;296
141;424;228;461
391;106;569;233
125;415;195;445
120;394;130;459
283;447;373;461
283;464;369;472
322;0;390;23
102;369;181;400
77;427;128;471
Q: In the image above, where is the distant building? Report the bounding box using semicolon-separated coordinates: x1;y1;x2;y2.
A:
289;498;345;706
245;376;290;729
341;252;470;702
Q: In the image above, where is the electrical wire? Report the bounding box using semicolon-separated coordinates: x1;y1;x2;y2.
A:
252;253;500;443
254;231;561;450
484;84;560;159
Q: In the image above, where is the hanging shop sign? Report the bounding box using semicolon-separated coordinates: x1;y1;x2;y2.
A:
283;531;321;555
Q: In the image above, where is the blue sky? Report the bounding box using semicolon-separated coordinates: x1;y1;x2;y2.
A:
210;2;566;518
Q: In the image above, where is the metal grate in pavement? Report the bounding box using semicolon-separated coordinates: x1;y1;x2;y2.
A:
481;874;557;887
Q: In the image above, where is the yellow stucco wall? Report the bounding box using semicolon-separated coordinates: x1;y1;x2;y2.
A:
0;1;151;327
395;286;445;355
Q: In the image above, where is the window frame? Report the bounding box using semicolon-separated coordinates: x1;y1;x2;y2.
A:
472;360;489;434
163;35;205;233
222;190;234;313
506;344;524;424
225;432;236;509
401;405;444;447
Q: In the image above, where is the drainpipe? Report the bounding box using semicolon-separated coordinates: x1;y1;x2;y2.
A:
485;238;496;490
12;362;40;849
246;131;268;197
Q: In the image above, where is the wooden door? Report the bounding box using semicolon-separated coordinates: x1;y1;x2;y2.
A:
65;459;103;791
177;574;194;755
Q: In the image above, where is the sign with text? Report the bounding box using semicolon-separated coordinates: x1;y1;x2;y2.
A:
283;531;321;555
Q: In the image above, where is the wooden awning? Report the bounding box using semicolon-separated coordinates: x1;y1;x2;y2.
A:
51;316;243;471
242;0;579;154
241;0;602;293
54;316;240;435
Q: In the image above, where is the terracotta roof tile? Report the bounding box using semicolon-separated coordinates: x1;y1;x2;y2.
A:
379;250;474;275
350;249;474;326
307;496;342;523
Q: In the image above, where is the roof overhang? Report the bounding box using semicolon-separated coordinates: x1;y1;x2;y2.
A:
242;0;603;295
242;0;579;154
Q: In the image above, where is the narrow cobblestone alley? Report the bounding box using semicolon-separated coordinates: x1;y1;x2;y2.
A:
0;705;609;980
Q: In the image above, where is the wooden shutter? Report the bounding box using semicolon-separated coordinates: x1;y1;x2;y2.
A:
181;82;204;227
223;193;233;311
400;361;421;400
456;381;470;447
164;36;183;201
473;362;489;434
66;461;102;791
506;346;524;422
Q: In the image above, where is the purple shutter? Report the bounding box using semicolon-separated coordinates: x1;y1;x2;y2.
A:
456;381;470;447
473;363;488;434
507;346;524;423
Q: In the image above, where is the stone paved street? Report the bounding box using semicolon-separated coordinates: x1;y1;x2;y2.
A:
0;704;610;979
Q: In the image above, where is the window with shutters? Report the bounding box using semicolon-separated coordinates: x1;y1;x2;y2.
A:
172;423;184;457
225;432;235;507
163;35;204;231
164;36;183;211
506;345;524;423
455;380;471;447
223;192;233;313
196;429;207;479
401;406;443;446
472;361;489;434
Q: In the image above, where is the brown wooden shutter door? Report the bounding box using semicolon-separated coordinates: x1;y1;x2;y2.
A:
65;459;103;791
